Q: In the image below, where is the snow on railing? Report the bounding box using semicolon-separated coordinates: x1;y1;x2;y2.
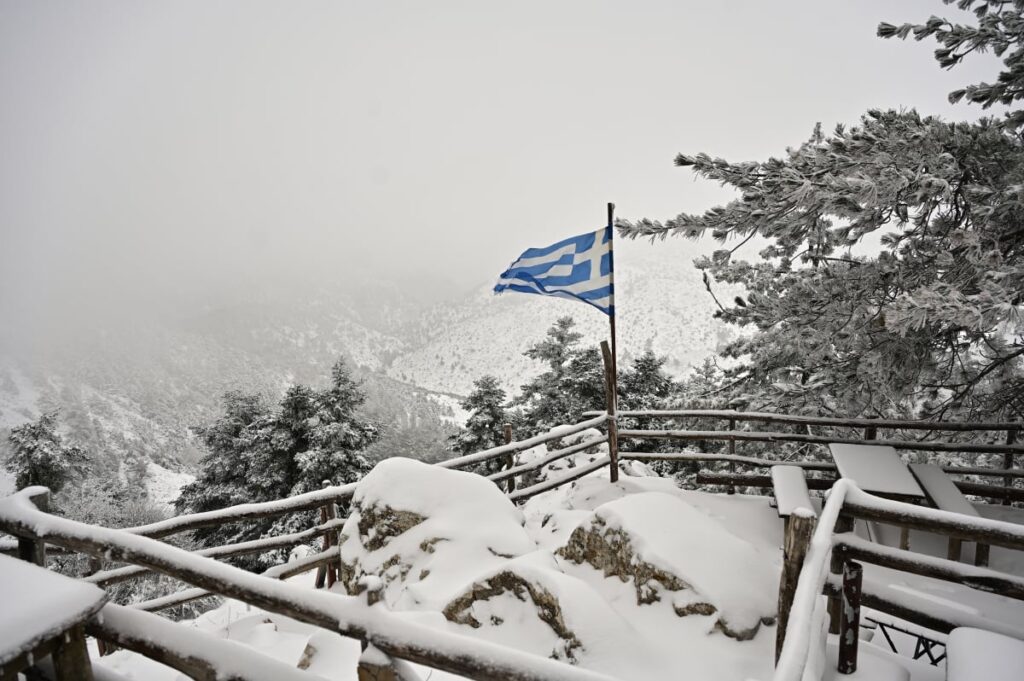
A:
773;480;1024;681
587;409;1022;432
121;482;358;540
439;413;609;470
0;487;619;681
85;518;346;587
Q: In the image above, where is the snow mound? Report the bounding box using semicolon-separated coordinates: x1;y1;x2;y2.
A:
556;491;778;640
338;457;533;610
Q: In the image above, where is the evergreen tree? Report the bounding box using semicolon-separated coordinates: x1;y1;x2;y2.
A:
5;412;88;493
176;360;378;569
620;350;677;410
621;1;1024;422
515;317;605;433
451;376;509;473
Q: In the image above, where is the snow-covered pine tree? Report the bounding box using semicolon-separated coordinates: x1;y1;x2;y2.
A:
621;1;1024;423
620;350;677;411
617;350;683;454
451;375;509;473
515;317;605;434
176;360;378;570
5;411;88;493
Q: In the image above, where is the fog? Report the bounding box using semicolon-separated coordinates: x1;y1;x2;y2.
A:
0;0;1001;349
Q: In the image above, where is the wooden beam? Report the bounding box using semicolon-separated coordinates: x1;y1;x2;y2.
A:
622;451;1024;478
695;472;1024;503
835;535;1024;600
617;429;1024;457
591;409;1021;432
843;499;1024;552
508;456;611;503
87;519;345;586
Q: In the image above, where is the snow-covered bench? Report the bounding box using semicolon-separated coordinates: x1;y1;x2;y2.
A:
908;463;988;565
946;627;1024;681
770;465;817;520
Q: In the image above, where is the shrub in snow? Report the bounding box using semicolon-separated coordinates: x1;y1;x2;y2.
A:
337;458;533;611
556;491;778;640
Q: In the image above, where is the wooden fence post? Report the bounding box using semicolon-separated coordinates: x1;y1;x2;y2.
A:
828;514;854;634
775;510;815;663
727;418;737;495
315;480;338;589
18;488;50;567
1004;428;1017;506
52;623;95;681
503;423;516;494
837;560;863;675
600;340;619;483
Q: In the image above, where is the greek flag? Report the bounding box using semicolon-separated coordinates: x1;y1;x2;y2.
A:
494;227;614;316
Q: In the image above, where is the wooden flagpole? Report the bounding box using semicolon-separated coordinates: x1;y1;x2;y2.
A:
605;202;619;482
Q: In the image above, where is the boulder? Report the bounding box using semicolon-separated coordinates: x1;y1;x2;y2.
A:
337;458;533;611
556;491;778;640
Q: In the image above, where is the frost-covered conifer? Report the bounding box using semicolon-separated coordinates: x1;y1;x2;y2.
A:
176;360;377;569
515;317;605;433
622;1;1024;422
5;411;88;493
451;375;508;473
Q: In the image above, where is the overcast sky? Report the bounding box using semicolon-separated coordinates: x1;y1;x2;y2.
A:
0;0;1003;340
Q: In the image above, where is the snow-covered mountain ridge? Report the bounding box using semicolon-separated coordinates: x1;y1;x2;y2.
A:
0;240;729;484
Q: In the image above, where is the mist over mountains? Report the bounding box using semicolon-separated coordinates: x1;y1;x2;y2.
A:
0;240;732;486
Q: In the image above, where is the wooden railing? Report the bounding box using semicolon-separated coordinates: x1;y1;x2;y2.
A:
772;480;1024;681
0;415;616;681
583;409;1024;503
4;407;1023;680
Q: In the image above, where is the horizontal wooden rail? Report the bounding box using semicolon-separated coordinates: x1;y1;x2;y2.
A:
489;436;606;484
132;548;340;613
623;451;1024;478
618;428;1024;456
836;534;1024;600
88;603;322;681
508;456;611;503
695;472;1024;503
621;451;836;471
588;409;1020;432
822;577;1024;640
0;489;618;681
439;414;607;471
843;489;1024;552
123;483;357;540
87;518;346;587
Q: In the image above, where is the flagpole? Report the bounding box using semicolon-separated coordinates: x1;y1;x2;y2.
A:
606;201;619;483
607;202;618;396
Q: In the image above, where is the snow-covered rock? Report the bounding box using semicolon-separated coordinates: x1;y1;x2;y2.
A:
442;551;652;665
337;457;533;611
556;491;779;640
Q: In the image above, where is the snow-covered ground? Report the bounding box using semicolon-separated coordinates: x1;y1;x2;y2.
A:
75;459;1024;681
145;462;195;512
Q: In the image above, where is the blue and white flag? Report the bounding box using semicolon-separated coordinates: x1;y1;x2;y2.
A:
494;227;614;316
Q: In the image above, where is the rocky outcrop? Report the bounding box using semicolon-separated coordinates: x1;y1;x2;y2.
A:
443;569;583;661
555;492;777;641
337;458;533;611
